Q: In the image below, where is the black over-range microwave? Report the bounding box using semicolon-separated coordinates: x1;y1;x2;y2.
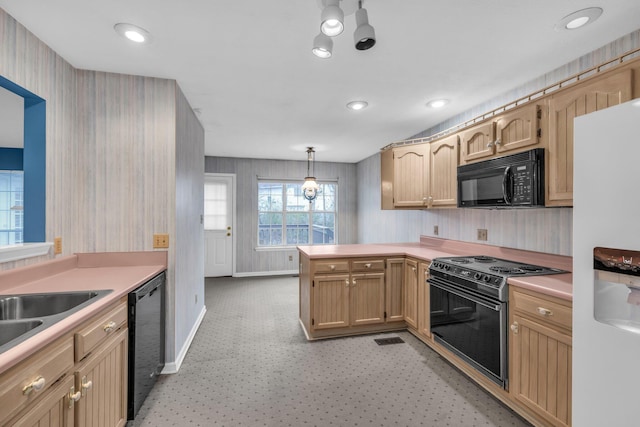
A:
457;148;545;208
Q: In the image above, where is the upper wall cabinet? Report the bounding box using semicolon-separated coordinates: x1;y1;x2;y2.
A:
459;121;495;163
429;135;458;207
547;68;633;206
460;103;545;164
393;143;430;207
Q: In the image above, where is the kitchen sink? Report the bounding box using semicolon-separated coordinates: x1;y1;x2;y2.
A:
0;319;44;347
0;289;112;354
0;291;105;320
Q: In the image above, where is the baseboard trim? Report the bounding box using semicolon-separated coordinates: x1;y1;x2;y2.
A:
233;270;298;277
161;305;207;374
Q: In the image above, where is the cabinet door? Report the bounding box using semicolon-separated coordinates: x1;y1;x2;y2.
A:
495;103;542;154
385;258;404;322
7;375;75;427
548;69;632;206
403;259;419;329
510;314;572;427
459;121;496;163
416;262;431;339
350;272;385;326
75;328;128;427
312;274;350;329
392;144;429;207
380;148;394;210
429;135;458;207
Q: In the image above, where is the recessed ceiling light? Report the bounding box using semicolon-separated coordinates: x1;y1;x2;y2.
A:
427;99;449;109
555;7;603;31
114;23;152;44
346;101;368;111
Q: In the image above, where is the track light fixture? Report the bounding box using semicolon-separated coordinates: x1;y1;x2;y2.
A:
312;0;376;58
312;32;333;58
321;0;344;37
354;1;375;50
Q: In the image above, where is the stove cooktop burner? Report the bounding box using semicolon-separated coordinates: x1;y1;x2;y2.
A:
450;258;472;264
473;256;496;263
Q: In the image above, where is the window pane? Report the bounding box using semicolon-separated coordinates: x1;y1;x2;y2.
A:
204;180;228;230
0;171;23;244
285;184;309;212
312;183;336;211
312;212;335;244
258;183;283;211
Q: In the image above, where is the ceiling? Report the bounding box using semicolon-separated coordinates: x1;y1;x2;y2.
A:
1;1;639;163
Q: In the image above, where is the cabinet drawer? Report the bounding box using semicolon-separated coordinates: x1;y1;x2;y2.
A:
352;260;385;272
0;336;74;424
512;290;572;331
314;261;349;274
75;301;127;361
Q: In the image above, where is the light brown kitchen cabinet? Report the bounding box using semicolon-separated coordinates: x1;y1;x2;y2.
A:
547;68;633;206
403;259;419;329
429;135;458;207
1;298;131;427
509;287;572;427
74;328;128;427
310;259;385;331
6;375;76;427
385;258;405;323
416;261;431;339
459;121;496;163
494;103;544;154
392;144;430;207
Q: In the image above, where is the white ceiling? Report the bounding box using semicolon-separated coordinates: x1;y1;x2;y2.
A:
1;1;639;163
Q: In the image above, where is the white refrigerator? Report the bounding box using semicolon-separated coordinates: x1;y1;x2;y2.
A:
573;99;640;426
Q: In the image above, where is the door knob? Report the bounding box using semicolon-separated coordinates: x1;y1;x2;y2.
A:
227;232;231;236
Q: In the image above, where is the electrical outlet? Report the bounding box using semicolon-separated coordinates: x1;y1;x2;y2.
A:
153;233;170;248
433;225;439;236
477;229;488;241
53;237;62;254
288;255;293;261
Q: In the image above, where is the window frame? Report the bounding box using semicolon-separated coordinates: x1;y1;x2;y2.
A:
257;179;338;249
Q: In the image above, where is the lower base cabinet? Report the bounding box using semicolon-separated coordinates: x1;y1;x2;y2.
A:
509;288;572;427
1;299;129;427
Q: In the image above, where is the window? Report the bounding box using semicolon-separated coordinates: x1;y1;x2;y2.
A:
0;170;24;244
258;181;336;247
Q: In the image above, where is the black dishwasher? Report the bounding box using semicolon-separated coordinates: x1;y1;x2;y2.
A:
128;271;165;420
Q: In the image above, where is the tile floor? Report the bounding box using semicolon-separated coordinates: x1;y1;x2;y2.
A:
129;276;531;427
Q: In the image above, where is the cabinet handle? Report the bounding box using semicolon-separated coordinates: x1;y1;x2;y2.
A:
345;279;350;287
330;265;336;271
494;139;502;146
352;279;357;286
68;386;81;408
537;307;553;317
412;267;416;273
487;141;494;148
81;376;93;396
511;322;519;334
23;376;46;395
364;263;371;269
103;321;117;333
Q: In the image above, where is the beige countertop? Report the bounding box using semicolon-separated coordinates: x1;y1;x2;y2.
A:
298;236;573;301
0;251;167;373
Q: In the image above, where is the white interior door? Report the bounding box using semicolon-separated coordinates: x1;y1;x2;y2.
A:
204;174;234;277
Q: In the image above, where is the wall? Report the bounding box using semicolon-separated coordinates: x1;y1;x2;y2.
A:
173;85;205;367
205;156;357;274
358;29;640;256
0;8;204;368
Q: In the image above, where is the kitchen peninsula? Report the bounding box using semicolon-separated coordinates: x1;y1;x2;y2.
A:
298;236;573;427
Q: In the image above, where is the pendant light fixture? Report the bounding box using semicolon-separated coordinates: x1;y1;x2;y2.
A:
302;147;320;202
354;1;375;50
312;32;333;58
321;0;344;37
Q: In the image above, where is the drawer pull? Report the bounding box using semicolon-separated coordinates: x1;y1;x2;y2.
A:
81;376;93;396
352;279;357;286
345;279;350;287
68;386;81;408
330;265;336;271
23;376;46;395
365;263;371;269
103;321;117;333
511;322;519;334
537;307;553;317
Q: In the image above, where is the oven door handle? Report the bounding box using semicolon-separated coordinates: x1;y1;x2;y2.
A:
428;278;502;311
502;166;512;205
